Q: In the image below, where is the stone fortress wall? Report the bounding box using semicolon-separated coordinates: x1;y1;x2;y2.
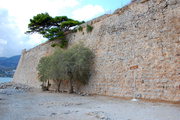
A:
13;0;180;102
13;42;56;88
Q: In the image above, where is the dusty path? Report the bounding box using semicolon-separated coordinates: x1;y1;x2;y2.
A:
0;83;180;120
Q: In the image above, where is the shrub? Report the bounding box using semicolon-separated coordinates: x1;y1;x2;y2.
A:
78;26;83;31
72;28;77;32
86;24;93;32
51;39;68;48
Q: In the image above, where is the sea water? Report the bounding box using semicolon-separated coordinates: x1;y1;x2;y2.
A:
0;77;12;83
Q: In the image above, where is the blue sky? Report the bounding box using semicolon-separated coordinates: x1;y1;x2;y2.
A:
0;0;131;57
80;0;131;12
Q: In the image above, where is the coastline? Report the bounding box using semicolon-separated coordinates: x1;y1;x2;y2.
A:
0;77;12;83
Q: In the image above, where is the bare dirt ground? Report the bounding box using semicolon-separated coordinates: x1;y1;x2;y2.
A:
0;82;180;120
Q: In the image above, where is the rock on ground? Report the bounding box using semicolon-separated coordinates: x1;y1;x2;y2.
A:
0;82;180;120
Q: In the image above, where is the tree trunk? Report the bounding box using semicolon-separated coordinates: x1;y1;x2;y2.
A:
57;80;62;92
69;77;73;93
47;80;51;90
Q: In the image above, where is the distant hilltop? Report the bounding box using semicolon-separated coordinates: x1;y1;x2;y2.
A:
0;55;20;77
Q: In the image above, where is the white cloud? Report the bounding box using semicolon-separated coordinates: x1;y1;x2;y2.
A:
72;5;105;21
0;39;7;56
0;0;80;33
0;47;4;56
0;9;46;57
0;39;7;45
26;34;47;46
0;0;80;56
0;0;105;57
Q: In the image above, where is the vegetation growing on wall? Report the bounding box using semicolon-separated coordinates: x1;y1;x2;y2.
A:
78;26;83;31
86;24;93;32
26;13;84;48
37;44;94;92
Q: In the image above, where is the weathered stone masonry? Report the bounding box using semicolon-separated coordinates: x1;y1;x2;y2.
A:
13;0;180;102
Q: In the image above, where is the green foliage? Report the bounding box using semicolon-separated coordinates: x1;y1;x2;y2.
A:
49;49;67;85
78;26;83;31
61;20;82;31
60;39;68;48
51;43;57;47
37;44;94;92
26;13;84;47
81;21;85;24
86;24;93;32
61;44;94;85
37;56;51;82
51;39;68;48
26;13;53;34
43;28;65;41
72;28;77;33
37;56;51;90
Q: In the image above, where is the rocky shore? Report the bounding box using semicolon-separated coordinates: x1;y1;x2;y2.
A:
0;82;32;95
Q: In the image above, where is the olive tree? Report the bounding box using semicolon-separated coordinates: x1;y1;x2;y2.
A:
48;49;69;92
37;44;94;92
58;44;94;93
37;56;51;90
